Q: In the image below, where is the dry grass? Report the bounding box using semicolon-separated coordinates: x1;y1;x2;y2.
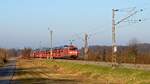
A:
12;58;150;84
12;59;81;84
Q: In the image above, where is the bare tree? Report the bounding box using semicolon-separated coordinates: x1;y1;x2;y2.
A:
21;48;32;59
102;49;106;62
0;48;8;64
128;38;138;64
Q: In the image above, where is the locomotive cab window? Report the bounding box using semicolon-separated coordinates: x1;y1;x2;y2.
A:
69;48;77;50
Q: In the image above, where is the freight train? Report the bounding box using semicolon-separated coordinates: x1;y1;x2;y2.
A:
31;44;79;59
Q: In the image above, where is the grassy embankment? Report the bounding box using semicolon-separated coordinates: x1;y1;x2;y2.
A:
47;60;150;84
12;59;150;84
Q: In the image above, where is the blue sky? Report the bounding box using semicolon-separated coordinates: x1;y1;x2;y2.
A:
0;0;150;48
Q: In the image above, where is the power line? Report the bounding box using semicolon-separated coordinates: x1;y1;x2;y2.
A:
116;7;136;13
70;24;109;43
116;17;150;29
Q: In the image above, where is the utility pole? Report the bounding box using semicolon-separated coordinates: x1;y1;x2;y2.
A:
48;28;53;59
40;41;42;59
111;8;143;67
84;33;88;60
112;9;118;66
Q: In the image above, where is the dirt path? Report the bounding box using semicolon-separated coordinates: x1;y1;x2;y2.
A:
0;57;16;84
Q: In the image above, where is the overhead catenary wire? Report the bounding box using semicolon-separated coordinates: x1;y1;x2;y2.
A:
111;7;145;67
117;17;150;29
116;7;136;13
70;23;110;42
67;7;149;49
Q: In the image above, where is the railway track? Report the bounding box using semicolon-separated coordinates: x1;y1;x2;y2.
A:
55;59;150;71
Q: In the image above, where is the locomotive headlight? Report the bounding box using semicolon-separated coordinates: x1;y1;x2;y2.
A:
69;52;73;54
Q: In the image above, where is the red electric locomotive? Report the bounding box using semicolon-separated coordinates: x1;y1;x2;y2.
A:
31;44;79;59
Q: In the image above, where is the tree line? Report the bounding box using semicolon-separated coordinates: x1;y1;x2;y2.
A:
0;48;32;65
0;48;18;64
80;40;150;64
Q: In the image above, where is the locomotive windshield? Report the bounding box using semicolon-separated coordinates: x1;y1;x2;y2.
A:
69;47;77;50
